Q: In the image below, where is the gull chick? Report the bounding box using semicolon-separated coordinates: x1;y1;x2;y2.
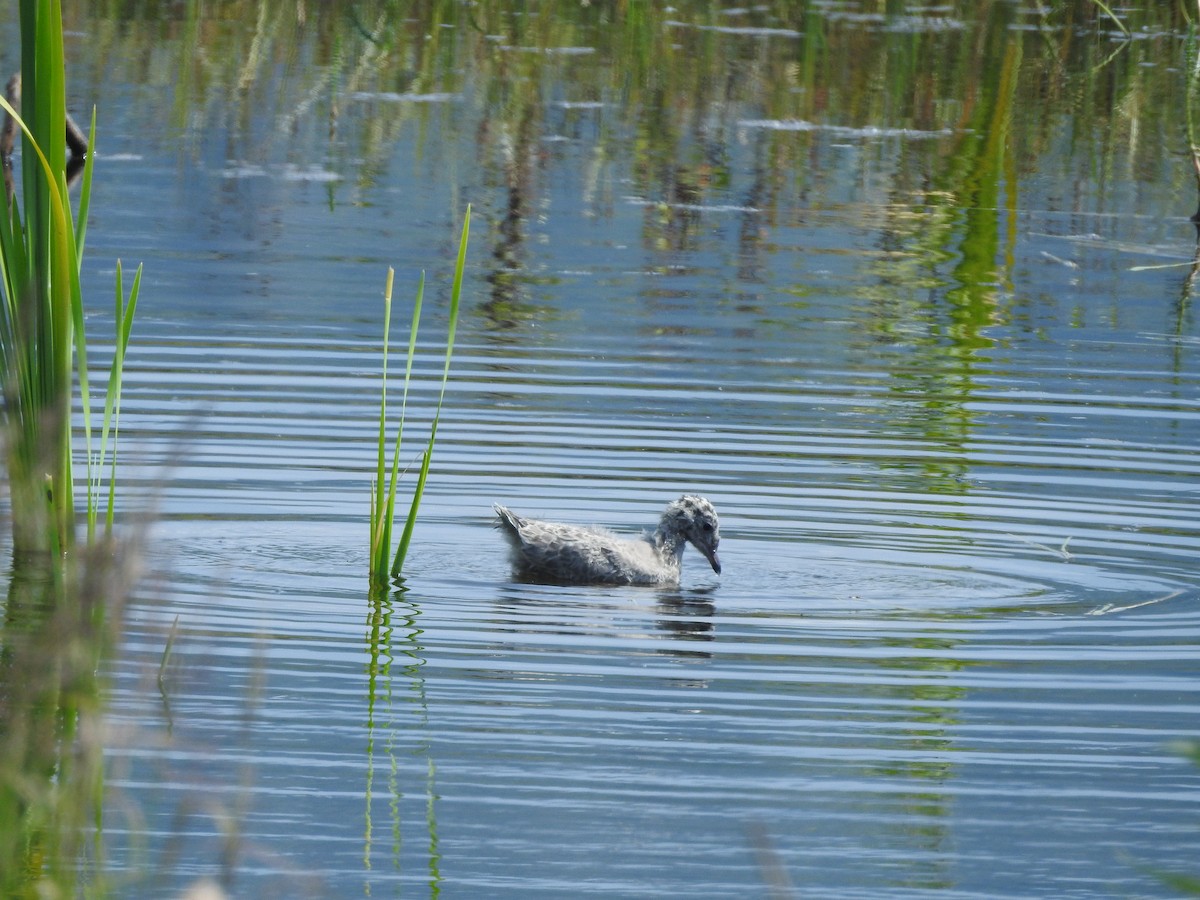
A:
493;495;721;586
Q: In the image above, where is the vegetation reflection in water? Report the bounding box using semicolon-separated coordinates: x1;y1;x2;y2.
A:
53;0;1199;335
0;0;1196;895
364;584;441;894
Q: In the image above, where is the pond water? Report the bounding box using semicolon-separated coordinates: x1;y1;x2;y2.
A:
5;1;1200;896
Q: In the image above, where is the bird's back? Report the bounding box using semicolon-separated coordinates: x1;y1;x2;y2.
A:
493;505;673;585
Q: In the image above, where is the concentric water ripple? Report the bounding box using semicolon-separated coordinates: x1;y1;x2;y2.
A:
95;310;1200;898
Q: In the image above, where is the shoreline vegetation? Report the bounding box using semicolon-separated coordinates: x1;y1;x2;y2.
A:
0;1;139;896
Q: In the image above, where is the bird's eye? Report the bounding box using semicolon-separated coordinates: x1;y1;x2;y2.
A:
701;522;714;533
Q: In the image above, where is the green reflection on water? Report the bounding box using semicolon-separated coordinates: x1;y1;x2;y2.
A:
0;542;134;899
364;582;441;896
46;0;1196;348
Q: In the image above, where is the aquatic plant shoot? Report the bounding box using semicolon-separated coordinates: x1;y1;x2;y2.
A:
370;205;469;586
0;0;140;558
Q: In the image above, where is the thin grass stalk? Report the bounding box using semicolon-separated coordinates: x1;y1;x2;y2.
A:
370;267;426;585
91;260;140;540
70;115;101;535
387;270;427;576
158;614;180;697
372;267;424;583
370;268;395;580
392;206;469;577
0;193;25;378
1090;0;1131;36
73;108;96;265
391;271;427;551
387;271;425;534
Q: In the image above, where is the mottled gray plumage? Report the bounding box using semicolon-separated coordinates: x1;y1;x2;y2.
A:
493;495;722;585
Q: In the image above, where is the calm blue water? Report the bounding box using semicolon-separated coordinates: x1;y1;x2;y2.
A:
4;2;1200;896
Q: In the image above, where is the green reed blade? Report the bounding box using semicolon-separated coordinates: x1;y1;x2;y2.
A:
0;88;79;549
96;261;140;537
158;614;180;689
1090;0;1131;37
371;268;396;578
371;266;424;585
74;107;96;266
384;269;425;550
0;199;26;383
2;2;139;558
392;206;469;577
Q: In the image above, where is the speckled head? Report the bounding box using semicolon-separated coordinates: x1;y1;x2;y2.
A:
662;495;721;575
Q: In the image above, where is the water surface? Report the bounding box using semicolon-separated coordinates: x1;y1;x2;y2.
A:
5;1;1200;896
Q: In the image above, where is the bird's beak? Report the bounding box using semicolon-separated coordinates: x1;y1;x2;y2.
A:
701;544;721;575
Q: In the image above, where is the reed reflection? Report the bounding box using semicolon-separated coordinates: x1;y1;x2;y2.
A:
362;582;441;893
0;538;135;897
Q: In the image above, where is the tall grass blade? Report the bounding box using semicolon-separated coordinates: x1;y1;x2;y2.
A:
1090;0;1131;37
371;267;426;584
0;89;78;553
392;206;469;577
383;269;424;561
92;260;140;539
368;207;469;583
370;268;395;581
74;107;96;265
370;267;425;586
